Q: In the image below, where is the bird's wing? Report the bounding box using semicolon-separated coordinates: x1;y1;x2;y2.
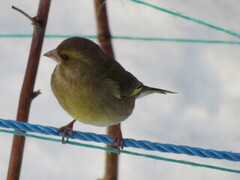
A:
104;60;143;99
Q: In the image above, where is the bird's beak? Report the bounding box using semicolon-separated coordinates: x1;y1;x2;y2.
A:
43;49;61;63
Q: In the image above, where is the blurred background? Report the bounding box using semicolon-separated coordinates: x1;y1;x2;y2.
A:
1;0;240;179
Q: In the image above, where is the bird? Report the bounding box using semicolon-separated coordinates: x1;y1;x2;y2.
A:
44;37;176;151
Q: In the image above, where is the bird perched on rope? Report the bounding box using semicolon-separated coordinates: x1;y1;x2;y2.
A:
44;37;176;151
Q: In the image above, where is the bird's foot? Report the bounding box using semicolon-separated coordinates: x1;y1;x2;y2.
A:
111;124;124;152
57;119;76;144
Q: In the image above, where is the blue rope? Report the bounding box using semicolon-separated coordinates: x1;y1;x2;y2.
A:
1;118;240;162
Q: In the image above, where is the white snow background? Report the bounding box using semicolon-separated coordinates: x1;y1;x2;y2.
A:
1;0;240;179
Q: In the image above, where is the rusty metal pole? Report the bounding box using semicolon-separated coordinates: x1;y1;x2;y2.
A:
7;0;51;179
94;1;119;180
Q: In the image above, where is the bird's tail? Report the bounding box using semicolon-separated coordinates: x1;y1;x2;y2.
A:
137;85;176;98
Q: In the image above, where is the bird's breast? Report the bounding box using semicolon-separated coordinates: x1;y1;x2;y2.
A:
51;69;135;126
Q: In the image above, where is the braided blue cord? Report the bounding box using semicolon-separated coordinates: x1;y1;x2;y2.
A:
1;118;240;161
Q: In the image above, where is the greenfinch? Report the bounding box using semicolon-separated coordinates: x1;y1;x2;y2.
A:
44;37;175;150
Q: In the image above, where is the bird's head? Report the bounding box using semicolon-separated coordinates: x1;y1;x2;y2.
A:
44;37;106;69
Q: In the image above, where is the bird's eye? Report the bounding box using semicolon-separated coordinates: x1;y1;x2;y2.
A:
60;54;69;61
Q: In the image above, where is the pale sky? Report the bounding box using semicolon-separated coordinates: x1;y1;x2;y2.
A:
1;0;240;179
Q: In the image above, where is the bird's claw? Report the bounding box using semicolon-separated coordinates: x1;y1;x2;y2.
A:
111;124;124;152
57;120;76;144
111;135;124;152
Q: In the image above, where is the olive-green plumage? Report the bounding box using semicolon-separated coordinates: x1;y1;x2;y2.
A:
44;37;175;133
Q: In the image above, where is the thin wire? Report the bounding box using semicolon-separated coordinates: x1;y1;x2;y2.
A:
0;34;239;44
1;128;240;174
130;0;240;39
